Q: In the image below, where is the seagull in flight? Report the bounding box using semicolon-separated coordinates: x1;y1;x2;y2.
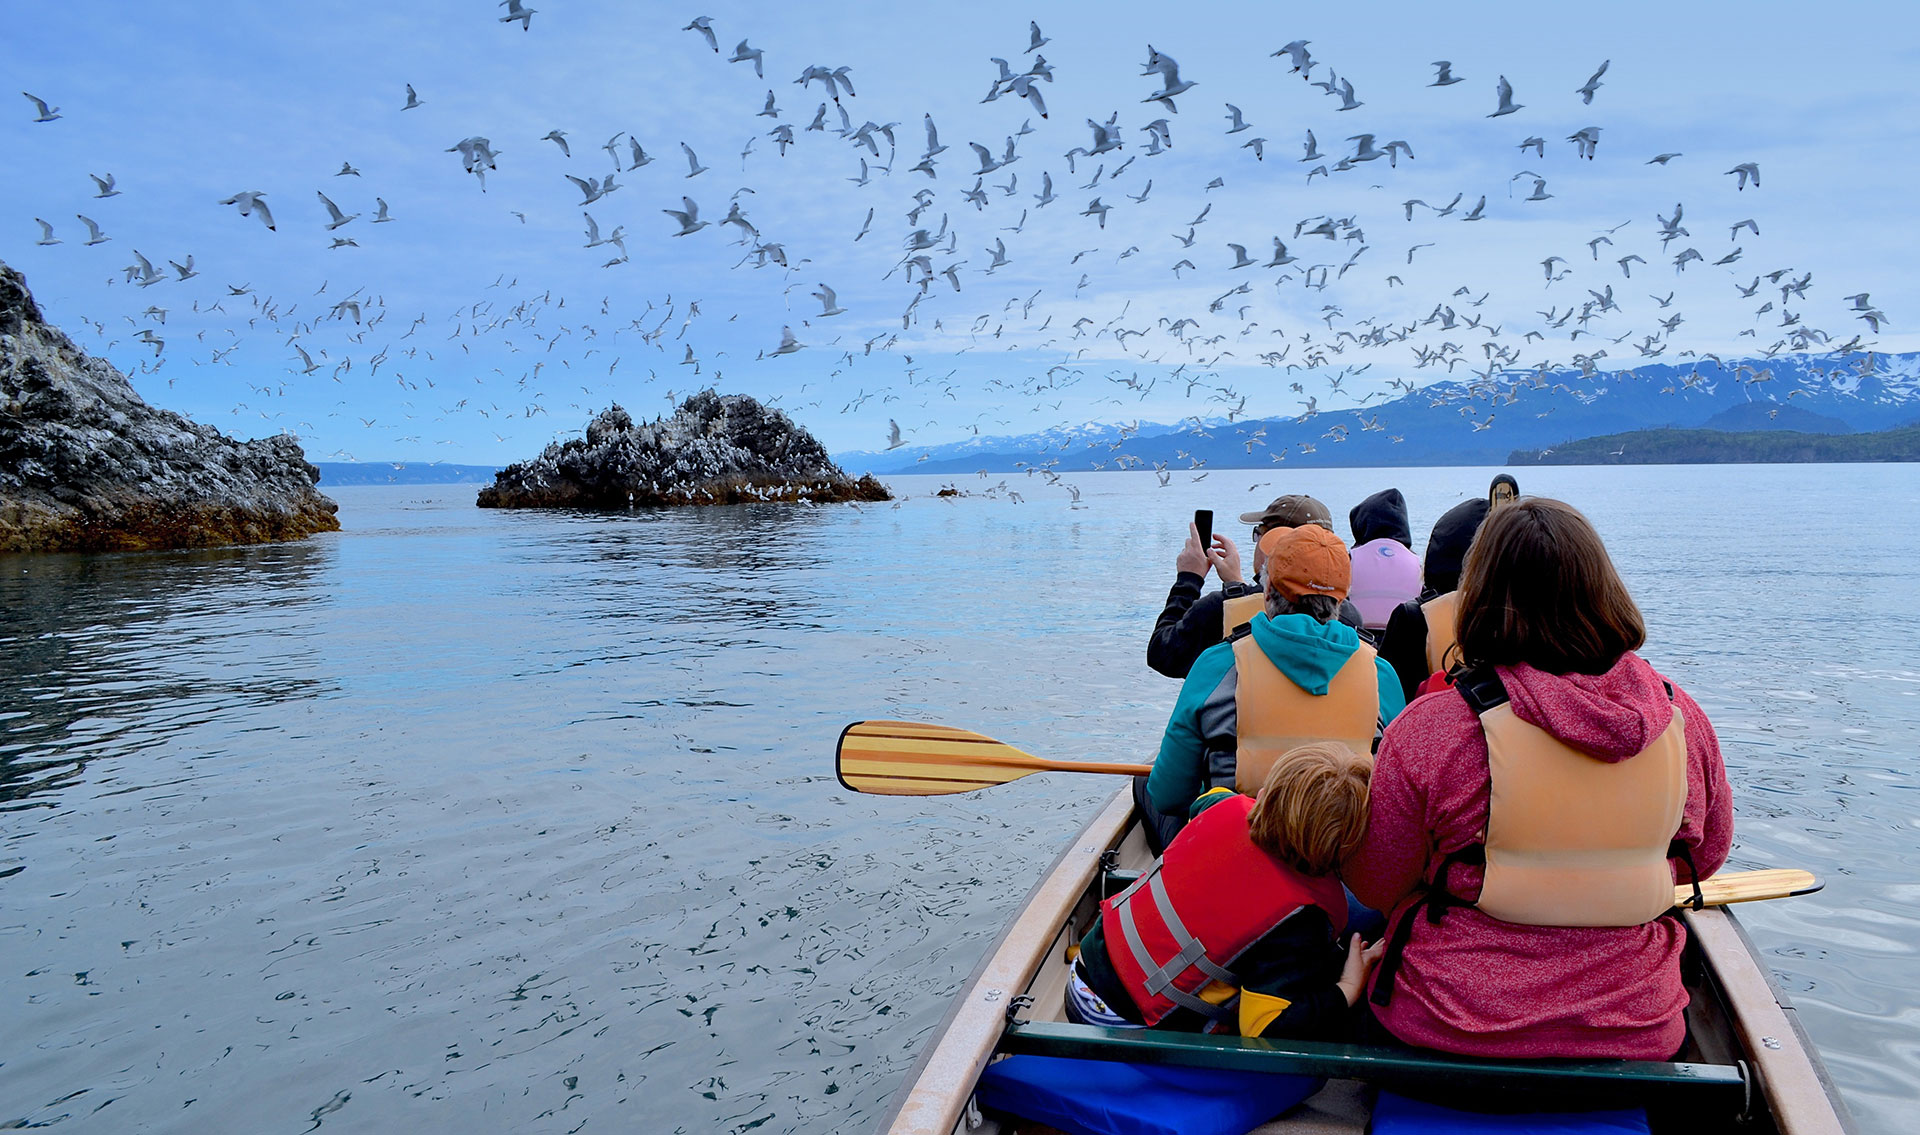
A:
1488;75;1523;117
218;192;276;230
662;196;708;235
316;191;359;229
684;16;719;52
499;0;534;30
728;39;764;79
402;84;424;110
1273;40;1313;77
1575;60;1610;104
1430;61;1463;86
681;142;708;177
22;92;60;122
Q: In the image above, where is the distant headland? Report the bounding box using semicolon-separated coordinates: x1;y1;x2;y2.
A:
1510;422;1920;465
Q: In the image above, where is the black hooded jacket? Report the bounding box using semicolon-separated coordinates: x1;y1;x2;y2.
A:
1376;497;1490;700
1348;488;1413;549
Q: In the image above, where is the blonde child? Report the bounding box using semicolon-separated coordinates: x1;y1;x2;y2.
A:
1068;742;1385;1038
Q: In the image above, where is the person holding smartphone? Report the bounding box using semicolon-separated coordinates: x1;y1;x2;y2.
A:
1147;495;1367;681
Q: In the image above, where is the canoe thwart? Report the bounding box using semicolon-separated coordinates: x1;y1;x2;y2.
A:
999;1021;1750;1116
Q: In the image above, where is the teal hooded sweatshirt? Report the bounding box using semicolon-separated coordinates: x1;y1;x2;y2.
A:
1146;611;1406;817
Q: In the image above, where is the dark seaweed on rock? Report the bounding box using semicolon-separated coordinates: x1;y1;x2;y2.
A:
476;390;891;508
0;261;340;554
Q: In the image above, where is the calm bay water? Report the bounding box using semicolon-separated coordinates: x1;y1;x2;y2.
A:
2;465;1916;1133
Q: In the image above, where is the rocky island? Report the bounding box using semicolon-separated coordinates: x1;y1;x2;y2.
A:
0;261;339;554
476;391;890;508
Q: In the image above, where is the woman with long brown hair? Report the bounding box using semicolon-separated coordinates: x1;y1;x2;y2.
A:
1344;497;1733;1060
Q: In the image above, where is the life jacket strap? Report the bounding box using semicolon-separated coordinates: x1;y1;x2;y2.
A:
1111;863;1241;1022
1658;684;1702;910
1453;664;1509;716
1368;844;1484;1008
1670;839;1705;911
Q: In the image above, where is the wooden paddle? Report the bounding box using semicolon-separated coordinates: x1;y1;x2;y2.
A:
1684;868;1821;907
836;720;1152;796
836;720;1824;907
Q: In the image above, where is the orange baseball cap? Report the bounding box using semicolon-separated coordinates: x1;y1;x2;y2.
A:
1259;523;1352;602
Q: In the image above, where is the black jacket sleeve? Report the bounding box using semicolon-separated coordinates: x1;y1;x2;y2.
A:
1148;581;1251;679
1376;599;1431;704
1230;906;1353;1040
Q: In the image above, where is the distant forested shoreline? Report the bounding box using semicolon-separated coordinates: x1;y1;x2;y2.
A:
1510;423;1920;465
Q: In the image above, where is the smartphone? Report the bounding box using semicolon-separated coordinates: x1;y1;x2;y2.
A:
1193;509;1213;551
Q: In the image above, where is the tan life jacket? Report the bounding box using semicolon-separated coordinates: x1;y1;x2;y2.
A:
1422;592;1460;675
1229;631;1379;794
1476;697;1689;927
1221;592;1266;640
1367;667;1692;1008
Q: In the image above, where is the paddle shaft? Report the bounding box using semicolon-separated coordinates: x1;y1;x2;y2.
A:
1016;757;1151;777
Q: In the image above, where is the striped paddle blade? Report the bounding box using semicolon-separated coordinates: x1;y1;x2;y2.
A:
835;720;1153;796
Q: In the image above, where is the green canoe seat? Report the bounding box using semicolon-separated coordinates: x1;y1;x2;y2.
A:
998;1022;1749;1120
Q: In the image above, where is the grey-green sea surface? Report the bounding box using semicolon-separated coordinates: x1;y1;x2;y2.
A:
2;465;1914;1133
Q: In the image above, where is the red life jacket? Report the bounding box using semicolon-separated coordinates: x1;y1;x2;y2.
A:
1100;794;1349;1027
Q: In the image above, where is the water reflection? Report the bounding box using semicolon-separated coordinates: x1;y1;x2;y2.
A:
0;541;335;809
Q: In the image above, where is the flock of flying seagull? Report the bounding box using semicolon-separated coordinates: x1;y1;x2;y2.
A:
11;9;1898;487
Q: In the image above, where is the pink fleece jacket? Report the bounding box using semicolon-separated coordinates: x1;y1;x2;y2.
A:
1344;653;1733;1059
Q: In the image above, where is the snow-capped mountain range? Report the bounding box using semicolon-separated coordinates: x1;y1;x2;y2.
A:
838;352;1920;474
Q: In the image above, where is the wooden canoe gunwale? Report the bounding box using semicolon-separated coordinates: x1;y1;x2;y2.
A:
1682;906;1856;1134
869;785;1136;1135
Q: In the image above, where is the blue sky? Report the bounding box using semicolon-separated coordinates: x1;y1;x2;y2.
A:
4;1;1917;464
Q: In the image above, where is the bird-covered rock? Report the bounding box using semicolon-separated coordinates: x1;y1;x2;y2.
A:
0;261;339;553
476;390;891;508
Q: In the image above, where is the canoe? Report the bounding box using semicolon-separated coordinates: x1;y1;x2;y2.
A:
872;784;1854;1135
